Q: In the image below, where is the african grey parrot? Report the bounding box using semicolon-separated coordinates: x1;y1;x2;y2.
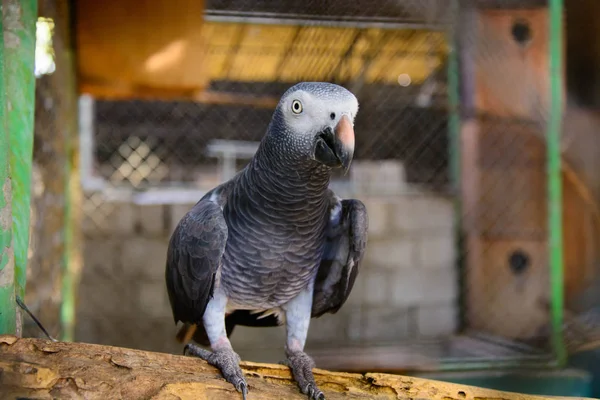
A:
165;82;368;400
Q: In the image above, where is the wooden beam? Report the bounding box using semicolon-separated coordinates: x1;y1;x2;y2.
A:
0;336;594;399
194;91;279;109
274;26;303;80
79;81;279;109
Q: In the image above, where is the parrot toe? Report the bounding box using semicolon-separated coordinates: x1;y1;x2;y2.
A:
184;343;248;399
285;350;325;400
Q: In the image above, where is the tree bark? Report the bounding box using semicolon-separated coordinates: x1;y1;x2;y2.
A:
25;0;81;341
0;336;592;400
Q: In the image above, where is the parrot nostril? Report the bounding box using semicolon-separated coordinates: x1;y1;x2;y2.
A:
330;112;336;120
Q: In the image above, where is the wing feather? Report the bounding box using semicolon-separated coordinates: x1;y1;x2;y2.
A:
312;195;368;318
165;199;228;325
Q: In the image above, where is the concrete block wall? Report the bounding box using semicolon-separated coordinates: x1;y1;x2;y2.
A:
77;189;458;361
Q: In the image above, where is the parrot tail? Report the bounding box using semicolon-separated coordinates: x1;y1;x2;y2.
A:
175;323;198;344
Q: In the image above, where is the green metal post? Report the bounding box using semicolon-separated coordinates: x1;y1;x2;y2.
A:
4;0;38;303
447;3;461;201
61;16;78;341
61;160;75;342
548;0;567;366
61;141;76;342
447;0;463;333
0;8;16;335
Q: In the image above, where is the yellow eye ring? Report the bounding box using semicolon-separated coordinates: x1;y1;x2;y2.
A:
291;100;303;114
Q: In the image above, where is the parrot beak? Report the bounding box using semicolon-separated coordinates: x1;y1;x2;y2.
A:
334;115;355;173
313;115;355;173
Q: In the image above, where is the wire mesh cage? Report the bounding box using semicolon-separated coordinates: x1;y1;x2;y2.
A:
77;0;550;369
26;0;600;376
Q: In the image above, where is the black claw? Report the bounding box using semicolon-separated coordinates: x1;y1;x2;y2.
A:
238;381;248;400
183;344;191;356
306;385;314;397
307;385;324;400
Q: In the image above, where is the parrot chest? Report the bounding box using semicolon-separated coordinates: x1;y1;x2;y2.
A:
219;210;328;309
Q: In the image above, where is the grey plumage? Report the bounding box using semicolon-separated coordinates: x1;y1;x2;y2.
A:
166;200;227;325
312;198;367;317
166;82;368;400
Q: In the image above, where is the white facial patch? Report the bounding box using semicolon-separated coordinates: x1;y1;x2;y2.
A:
281;86;359;136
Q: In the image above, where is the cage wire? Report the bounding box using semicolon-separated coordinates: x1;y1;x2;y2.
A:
19;0;596;371
451;0;560;365
457;0;600;363
80;0;539;366
74;1;460;361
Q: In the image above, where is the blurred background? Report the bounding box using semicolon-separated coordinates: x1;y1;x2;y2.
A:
23;0;600;396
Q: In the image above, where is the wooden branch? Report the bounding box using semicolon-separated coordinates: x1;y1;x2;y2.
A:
0;336;593;400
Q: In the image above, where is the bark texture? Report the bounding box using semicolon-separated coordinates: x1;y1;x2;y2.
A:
0;336;593;400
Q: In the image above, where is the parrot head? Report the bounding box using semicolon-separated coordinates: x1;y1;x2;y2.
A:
270;82;359;173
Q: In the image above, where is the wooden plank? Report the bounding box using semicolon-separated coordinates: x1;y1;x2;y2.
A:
466;238;549;339
462;115;600;320
463;4;600;335
461;7;558;340
563;168;600;308
76;0;209;94
0;336;594;400
474;121;546;238
473;9;551;119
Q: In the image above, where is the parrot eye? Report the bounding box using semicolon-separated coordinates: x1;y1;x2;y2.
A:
291;100;303;114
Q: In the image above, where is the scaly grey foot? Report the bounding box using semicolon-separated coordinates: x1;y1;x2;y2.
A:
184;343;248;400
283;350;325;400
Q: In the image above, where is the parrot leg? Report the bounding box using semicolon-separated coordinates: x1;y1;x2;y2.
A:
282;286;325;400
183;290;248;400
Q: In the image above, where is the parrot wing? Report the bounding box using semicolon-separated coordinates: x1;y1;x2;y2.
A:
311;194;368;318
166;198;228;326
